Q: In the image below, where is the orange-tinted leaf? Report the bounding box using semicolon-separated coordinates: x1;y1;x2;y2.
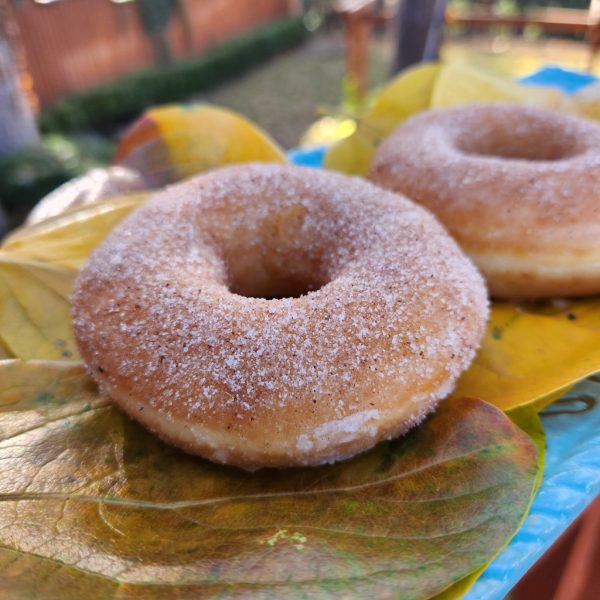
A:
115;104;287;186
0;361;539;599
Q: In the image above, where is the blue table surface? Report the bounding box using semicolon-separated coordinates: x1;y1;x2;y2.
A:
288;66;600;599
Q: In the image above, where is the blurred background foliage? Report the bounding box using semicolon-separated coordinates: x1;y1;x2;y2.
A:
0;0;598;230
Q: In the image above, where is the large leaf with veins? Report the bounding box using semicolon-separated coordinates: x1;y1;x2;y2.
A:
0;361;539;599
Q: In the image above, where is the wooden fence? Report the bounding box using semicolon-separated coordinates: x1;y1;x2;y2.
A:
15;0;295;105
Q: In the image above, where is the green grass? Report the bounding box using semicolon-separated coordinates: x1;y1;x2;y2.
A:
0;134;115;216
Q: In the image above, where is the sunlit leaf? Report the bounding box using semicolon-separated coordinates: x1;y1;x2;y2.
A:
430;62;563;109
115;104;288;186
362;61;442;140
0;256;78;361
454;300;600;412
300;115;357;147
323;62;566;176
0;361;538;599
324;63;441;175
2;193;148;270
563;81;600;121
0;339;12;360
323;129;375;176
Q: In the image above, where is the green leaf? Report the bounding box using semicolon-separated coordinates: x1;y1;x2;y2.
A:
430;404;545;599
0;361;539;599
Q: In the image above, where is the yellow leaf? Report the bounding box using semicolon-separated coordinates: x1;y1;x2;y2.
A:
0;359;95;408
0;338;12;360
563;81;600;121
2;193;148;270
454;300;600;412
533;384;574;412
362;61;442;140
323;130;375;176
0;255;78;361
431;62;564;109
116;104;288;185
323;63;441;175
299;115;357;147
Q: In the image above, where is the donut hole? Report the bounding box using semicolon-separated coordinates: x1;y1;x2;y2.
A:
228;266;328;300
219;204;330;300
454;114;581;161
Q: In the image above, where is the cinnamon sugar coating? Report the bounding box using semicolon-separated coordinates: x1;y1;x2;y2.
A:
370;103;600;298
72;164;488;469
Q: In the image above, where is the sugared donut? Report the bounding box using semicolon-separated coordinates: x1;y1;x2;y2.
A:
369;103;600;298
72;164;488;470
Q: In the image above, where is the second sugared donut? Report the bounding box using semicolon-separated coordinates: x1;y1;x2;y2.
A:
72;164;488;470
369;103;600;298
